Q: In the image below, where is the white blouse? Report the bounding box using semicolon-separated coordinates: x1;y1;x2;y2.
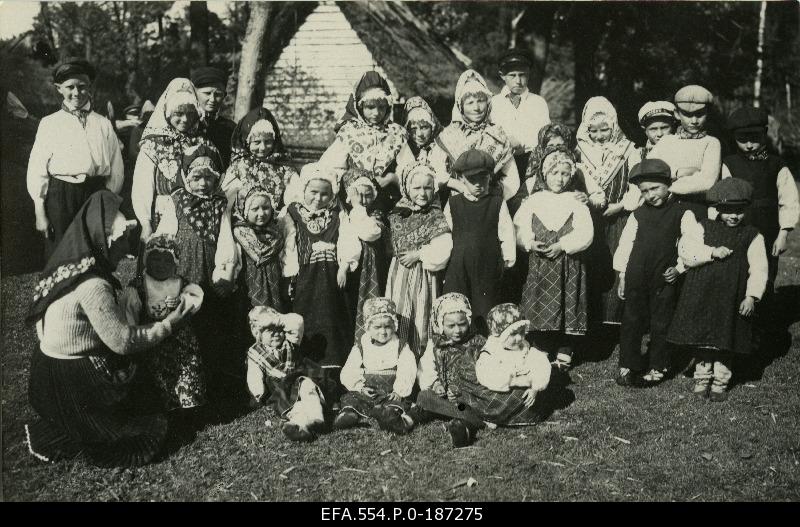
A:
513;191;594;255
340;334;418;397
475;338;551;393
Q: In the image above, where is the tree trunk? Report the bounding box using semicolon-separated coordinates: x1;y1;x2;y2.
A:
235;2;272;121
569;3;609;121
189;1;210;66
754;0;767;108
524;4;557;93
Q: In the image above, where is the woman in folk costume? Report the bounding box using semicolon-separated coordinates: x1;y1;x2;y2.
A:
576;96;639;325
220;106;299;213
385;163;453;357
395;96;443;170
428;69;520;204
131;78;220;241
27;58;124;255
25;191;193;467
313;71;408;214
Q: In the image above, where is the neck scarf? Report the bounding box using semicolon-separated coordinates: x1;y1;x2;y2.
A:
232;183;284;263
389;163;450;253
677;126;707;139
576;96;633;190
28;191;123;324
61;99;91;129
746;148;769;161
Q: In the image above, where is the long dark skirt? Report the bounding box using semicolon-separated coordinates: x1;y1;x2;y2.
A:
587;211;627;324
26;346;168;467
44;177;106;258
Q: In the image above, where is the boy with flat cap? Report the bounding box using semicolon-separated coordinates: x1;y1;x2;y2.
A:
613;158;698;387
634;100;677;163
191;66;236;170
649;85;722;216
27;57;124;254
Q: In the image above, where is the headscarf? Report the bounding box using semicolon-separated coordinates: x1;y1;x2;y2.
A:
28;191;125;324
232;183;284;264
404;96;442;155
335;71;394;132
395;163;437;213
342;167;379;206
531;146;578;194
451;69;494;128
363;297;399;330
290;163;340;233
181;144;222;195
525;122;576;181
172;146;227;242
430;293;473;337
143;234;180;265
229;106;288;164
576;96;633;190
388;162;450;253
484;303;530;355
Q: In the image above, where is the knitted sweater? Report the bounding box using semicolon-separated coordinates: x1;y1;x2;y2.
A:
37;277;173;359
648;134;721;196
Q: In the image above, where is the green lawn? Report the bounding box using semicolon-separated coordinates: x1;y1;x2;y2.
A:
3;229;800;502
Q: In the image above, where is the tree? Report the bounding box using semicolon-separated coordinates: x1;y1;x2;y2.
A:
189;1;209;66
235;1;271;120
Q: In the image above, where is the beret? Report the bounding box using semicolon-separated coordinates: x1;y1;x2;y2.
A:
707;178;753;207
638;101;676;125
499;48;532;72
629;158;672;185
453;148;495;177
53;58;96;83
191;66;228;89
727;106;768;133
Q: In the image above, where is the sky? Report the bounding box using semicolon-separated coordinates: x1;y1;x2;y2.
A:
0;1;233;41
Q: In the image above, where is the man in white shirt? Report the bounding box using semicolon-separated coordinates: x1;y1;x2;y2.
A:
26;58;123;254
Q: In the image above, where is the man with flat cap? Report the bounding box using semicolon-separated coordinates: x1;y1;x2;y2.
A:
27;57;124;256
191;66;236;170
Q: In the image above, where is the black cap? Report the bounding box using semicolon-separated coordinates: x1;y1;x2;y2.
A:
629;158;672;185
727;107;768;133
123;103;142;116
707;178;753;207
499;49;532;74
191;66;228;89
53;58;96;83
453;149;495;178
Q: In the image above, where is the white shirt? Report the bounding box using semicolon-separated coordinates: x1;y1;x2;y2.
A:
718;163;800;231
340;334;418;397
27;109;124;206
444;197;516;266
513;191;594;255
490;87;551;154
475;339;551;393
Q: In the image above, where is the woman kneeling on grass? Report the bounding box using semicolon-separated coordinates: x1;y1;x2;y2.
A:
24;191;195;467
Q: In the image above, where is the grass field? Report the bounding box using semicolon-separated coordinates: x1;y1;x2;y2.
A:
3;216;799;502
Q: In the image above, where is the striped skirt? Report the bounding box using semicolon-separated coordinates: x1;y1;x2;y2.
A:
385;258;439;358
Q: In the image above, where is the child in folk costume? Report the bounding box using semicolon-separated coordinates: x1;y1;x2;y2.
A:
232;183;286;312
245;306;302;409
428;70;520;202
523;123;587;201
634;101;677;163
316;71;407;214
385;163;453;357
220;106;299;213
119;235;206;412
514;149;594;371
668;179;768;401
442;149;516;333
132;78;220;242
614;159;696;387
334;298;420;435
396;96;443;170
576;96;639;325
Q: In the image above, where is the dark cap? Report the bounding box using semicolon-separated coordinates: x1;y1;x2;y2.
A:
727;106;768;133
629;158;672;185
191;66;228;89
123;103;142;116
499;48;532;73
53;58;96;83
707;178;753;207
453;148;495;178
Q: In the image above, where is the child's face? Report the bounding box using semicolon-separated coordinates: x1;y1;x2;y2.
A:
644;119;674;145
169;106;199;133
638;180;671;207
360;99;389;126
260;326;285;348
55;76;91;110
587;120;613;144
442;312;470;342
407;174;435;208
461;171;491;198
408;120;434;149
145;250;176;281
734;130;766;154
718;206;746;227
185;168;217;196
304;180;333;210
367;316;395;345
353;184;376;208
676;106;708;135
246;196;273;228
500;70;529;95
545;136;566;150
461;94;489;124
248;135;275;159
545;164;572;194
503;327;528;351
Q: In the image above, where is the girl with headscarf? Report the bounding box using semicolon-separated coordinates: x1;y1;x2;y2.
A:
316;71;408;214
513;148;594;372
385;163;453;357
221;106;299;213
575;97;639;325
428;70;519;203
395;96;443;170
25;191;194;467
131;78;221;241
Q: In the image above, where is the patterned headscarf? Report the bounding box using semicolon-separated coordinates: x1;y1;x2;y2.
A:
232;183;284;264
389;163;450;253
404;96;442;154
229;106;288;164
363;297;399;330
143;234;180;264
395;163;437;212
172;146;227;242
525;122;576;181
487;303;530;343
531;146;578;194
430;293;473;337
576;96;633;190
451;70;494;128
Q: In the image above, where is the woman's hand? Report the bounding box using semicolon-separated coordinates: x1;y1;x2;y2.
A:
398;250;421;267
543;242;564;260
773;230;788;257
588;193;607;210
522;388;536;408
336;267;348;289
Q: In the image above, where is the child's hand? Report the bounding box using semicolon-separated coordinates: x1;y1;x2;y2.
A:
589;193;607;209
432;382;446;397
522;388;536;408
504;259;514;269
739;296;756;317
398;250;420;267
711;246;733;260
336;267;348;289
617;272;626;300
139;223;153;242
531;240;548;254
603;202;624;217
164;298;192;328
446;386;461;402
543;242;564;260
773;230;788;257
361;386;378;398
663;266;679;284
164;296;180;310
386;392;401;403
573;191;589;204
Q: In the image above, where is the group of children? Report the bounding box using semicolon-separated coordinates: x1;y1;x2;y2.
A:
120;64;797;449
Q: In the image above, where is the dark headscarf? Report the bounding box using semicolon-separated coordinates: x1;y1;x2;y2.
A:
230;106;288;164
28;191;123;324
334;71;393;133
524;122;576;181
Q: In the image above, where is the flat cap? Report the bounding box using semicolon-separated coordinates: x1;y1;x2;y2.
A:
638;101;676;126
674;85;713;112
707;178;753;207
453;148;495;177
499;48;532;73
53;58;96;83
727;106;768;133
629;158;672;185
191;66;228;89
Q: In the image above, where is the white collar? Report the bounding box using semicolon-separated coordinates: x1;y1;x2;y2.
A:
500;85;530;100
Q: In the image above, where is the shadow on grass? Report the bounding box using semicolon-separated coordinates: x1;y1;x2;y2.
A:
574;324;619;366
